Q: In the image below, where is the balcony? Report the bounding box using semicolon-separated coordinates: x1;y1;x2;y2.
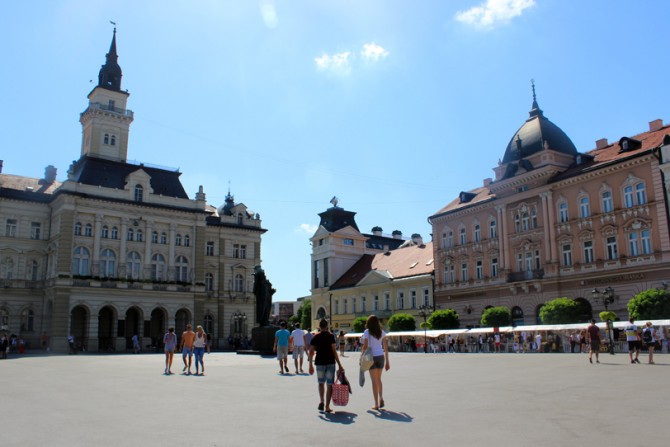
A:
506;269;544;283
85;102;134;118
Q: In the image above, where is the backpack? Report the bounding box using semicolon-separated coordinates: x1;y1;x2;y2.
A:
642;328;653;343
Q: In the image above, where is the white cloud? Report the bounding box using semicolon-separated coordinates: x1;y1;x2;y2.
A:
361;43;389;61
260;0;278;29
314;51;352;75
455;0;535;28
297;223;318;235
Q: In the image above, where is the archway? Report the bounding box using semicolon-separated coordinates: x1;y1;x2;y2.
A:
150;308;167;352
125;307;142;350
511;306;524;326
70;305;88;351
316;307;326;320
98;306;116;352
535;304;544;325
574;298;593;323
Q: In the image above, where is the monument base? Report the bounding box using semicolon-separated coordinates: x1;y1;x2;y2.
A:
251;325;279;355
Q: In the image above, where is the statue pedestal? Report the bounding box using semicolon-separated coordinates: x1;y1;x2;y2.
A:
251;326;278;355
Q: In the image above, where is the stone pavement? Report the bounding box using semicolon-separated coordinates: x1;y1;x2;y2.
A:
2;350;667;447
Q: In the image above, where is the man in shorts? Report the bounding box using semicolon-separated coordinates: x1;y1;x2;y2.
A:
180;324;196;375
586;319;601;364
273;321;290;374
308;319;344;413
290;322;307;374
624;317;641;364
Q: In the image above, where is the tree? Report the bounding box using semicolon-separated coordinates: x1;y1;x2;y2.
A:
387;313;417;331
427;309;460;329
353;317;367;333
599;311;617;322
539;298;581;324
298;299;312;330
481;306;511;327
627;288;670;320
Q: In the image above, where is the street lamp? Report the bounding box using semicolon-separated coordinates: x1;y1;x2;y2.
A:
591;287;616;355
233;311;247;336
417;305;431;353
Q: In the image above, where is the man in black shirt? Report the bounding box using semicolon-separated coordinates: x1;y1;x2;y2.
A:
308;319;344;413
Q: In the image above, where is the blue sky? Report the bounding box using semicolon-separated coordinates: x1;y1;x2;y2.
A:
2;1;669;302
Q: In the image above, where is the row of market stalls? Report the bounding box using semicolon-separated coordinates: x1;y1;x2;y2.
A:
344;320;670;353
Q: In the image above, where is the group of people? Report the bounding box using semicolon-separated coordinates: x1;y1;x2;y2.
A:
163;324;208;375
586;318;659;365
274;316;390;413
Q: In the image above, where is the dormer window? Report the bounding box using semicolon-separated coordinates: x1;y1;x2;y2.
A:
237;213;243;225
459;191;476;204
134;184;143;202
104;133;110;145
619;137;641;153
110;135;116;146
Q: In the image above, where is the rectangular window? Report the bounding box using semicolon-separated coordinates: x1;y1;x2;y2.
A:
491;258;498;278
476;260;483;280
206;241;214;256
240;244;247;259
624;186;634;208
447;232;454;248
374;295;379;311
606;236;618;260
397;292;404;310
489;220;497;239
233;244;240;258
6;219;17;237
636;183;647;205
579;197;590;218
448;265;455;284
517;253;523;272
461;263;468;282
641;229;652;254
562;244;572;266
313;260;320;288
343;238;354;246
602;191;613;213
323;258;329;287
474;225;481;243
334;300;339;315
351;297;356;313
559;203;569;223
583;240;594;264
423;288;430;307
459;228;466;245
30;222;41;240
442;233;447;249
522;213;530;231
361;296;366;313
629;233;639;257
384;293;390;310
410;290;417;309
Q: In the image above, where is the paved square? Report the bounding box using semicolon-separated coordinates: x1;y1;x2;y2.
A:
2;351;666;446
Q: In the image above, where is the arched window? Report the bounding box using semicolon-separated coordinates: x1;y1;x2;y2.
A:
126;251;142;280
84;223;93;237
20;309;34;332
72;247;90;276
205;272;214;291
176;256;189;282
134;184;143;203
127;228;134;241
635;182;647;205
151;254;166;281
104;133;110;144
511;306;524;326
101;226;109;238
234;273;244;292
111;227;118;239
175;234;182;246
184;235;190;247
74;222;82;236
100;249;116;277
152;231;158;244
160;233;167;245
136;229;143;242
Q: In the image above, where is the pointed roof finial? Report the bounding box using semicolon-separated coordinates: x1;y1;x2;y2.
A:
529;78;543;118
98;24;122;91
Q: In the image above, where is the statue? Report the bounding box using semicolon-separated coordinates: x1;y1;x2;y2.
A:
253;265;275;327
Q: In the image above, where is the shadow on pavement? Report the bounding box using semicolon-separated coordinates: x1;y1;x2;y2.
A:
367;409;413;423
318;411;357;424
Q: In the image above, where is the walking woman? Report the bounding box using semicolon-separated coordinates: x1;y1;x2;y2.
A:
163;327;177;374
360;315;390;410
193;325;207;376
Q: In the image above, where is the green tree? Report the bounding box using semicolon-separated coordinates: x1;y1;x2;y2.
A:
481;306;511;327
299;299;312;330
427;309;460;329
599;311;617;322
627;288;670;320
353;317;367;333
539;298;581;324
387;313;417;331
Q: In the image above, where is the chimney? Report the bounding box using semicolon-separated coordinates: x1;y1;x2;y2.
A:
595;138;609;149
411;233;423;245
483;178;492;187
392;230;402;240
649;119;664;132
44;165;57;184
371;226;383;236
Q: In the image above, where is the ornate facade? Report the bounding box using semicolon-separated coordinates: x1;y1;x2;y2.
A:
0;30;266;352
429;90;670;327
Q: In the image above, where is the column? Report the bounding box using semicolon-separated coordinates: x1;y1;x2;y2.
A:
92;213;103;276
540;192;551;262
119;218;128;277
546;191;557;263
144;220;153;279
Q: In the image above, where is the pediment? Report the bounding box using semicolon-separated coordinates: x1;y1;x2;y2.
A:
357;270;393;286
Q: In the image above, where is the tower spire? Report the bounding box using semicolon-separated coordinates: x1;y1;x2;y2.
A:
529;79;543;118
98;27;122;91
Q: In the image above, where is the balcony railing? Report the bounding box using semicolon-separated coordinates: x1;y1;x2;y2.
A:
85;102;134;118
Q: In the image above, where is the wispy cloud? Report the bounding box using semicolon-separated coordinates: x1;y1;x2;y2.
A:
297;223;318;235
361;43;389;61
314;51;352;76
260;0;278;29
455;0;535;29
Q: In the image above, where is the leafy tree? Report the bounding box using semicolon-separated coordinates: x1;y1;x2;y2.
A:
353;317;367;333
427;309;460;329
387;313;417;331
599;311;617;322
298;299;312;330
288;314;299;326
481;306;511;327
539;298;581;324
627;288;670;320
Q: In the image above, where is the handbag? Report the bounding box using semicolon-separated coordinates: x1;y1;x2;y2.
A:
332;370;350;406
360;347;374;371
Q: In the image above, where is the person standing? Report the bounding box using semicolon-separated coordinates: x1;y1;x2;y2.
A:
642;322;655;364
193;325;207;375
132;334;141;354
163;327;177;374
308;319;344;413
290;322;307;374
180;324;196;375
569;333;576;353
624;318;641;364
338;331;347;357
273;321;290;374
586;319;601;364
1;333;8;359
535;333;542;353
361;315;390;411
68;334;76;355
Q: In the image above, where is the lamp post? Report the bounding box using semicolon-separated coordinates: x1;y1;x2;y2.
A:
418;305;431;353
591;287;616;355
233;311;247;336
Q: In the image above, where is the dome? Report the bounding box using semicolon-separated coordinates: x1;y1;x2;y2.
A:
502;97;577;164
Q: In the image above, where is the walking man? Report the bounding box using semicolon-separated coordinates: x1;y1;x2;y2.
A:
290;322;307;374
180;324;196;375
273;321;290;374
308;319;344;413
624;318;641;364
586;319;601;364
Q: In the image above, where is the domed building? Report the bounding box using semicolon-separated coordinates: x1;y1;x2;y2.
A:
429;86;670;328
